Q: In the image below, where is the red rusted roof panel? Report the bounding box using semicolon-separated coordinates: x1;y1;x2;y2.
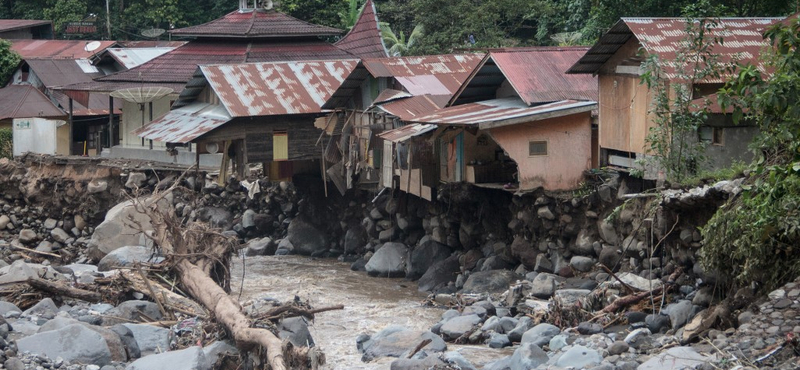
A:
170;9;342;38
489;48;598;104
377;123;437;142
201;59;358;117
0;19;51;32
0;85;64;120
569;17;781;76
135;102;231;143
11;40;115;59
362;54;483;95
410;98;596;126
334;0;388;58
376;95;443;120
90;40;355;92
372;89;412;106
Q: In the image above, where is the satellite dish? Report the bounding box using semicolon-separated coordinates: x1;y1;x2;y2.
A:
141;28;166;38
206;142;219;154
111;86;174;104
84;41;102;53
263;0;274;9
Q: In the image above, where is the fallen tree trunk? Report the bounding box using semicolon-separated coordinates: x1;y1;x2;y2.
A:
26;278;103;302
119;270;208;318
599;267;683;314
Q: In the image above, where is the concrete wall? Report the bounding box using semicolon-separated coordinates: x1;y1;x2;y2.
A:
702;119;758;171
12;118;63;156
487;112;592;191
102;146;222;168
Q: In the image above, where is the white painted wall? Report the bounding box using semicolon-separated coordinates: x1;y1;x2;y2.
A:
120;96;172;148
13;118;64;156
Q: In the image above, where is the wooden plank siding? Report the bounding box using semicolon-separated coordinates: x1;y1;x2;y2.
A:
198;115;323;163
598;74;654;153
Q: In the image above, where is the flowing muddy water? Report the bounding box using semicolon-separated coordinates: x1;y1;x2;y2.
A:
230;255;511;369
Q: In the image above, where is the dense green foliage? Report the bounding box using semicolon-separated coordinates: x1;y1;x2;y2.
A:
0;0;793;51
0;129;12;159
701;18;800;290
0;39;20;86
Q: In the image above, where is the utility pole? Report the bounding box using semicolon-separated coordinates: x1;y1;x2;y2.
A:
106;0;111;39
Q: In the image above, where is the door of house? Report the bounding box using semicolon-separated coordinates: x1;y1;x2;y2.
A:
439;132;464;182
382;141;393;188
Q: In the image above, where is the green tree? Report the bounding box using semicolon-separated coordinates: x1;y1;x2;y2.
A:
381;23;423;56
0;39;21;87
340;0;364;30
43;0;87;35
701;18;800;290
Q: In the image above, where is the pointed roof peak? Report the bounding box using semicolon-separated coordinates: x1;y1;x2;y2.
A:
169;8;343;39
335;0;388;58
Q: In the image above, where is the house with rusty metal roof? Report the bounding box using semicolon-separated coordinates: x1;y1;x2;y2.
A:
6;39;123;156
0;19;53;39
0;85;70;156
60;0;386;167
375;47;598;195
133;59;358;179
567;17;781;179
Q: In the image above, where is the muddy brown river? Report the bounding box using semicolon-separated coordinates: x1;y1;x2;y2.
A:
230;255;510;369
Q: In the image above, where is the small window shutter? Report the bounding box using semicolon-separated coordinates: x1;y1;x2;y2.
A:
273;131;288;161
529;141;547;156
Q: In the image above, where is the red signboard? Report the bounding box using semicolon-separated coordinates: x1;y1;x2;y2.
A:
65;22;97;34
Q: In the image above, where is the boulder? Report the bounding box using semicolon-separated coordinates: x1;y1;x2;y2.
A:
0;260;38;284
443;351;478;370
343;225;368;255
366;242;409;277
569;256;595;272
103;300;163;326
126;346;211;370
18;229;38;244
486;343;549;370
125;172;147;189
598;220;619;245
555;345;602;369
406;239;450;280
286;217;328;256
571;228;595;255
241;209;256;229
461;270;520;294
554;289;591;307
417;255;460;293
488;333;511;348
599;245;622;270
278;317;314;347
122;323;170;356
664;300;693;329
479;255;515;272
390;356;446;370
202;340;238;365
17;324;116;366
243;238;275;257
530;273;557;299
359;326;446;361
0;300;21;316
50;228;71;244
23;297;58;316
110;324;141;360
510;236;538;269
87;197;171;260
195;207;233;230
520;323;560;348
440;314;481;341
637;346;716;370
98;246;163;271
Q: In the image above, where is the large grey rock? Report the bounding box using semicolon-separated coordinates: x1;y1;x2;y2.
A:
507;317;533;343
598;219;619;245
571;229;595;255
126;346;211;370
366;242;409;277
110;324;141;360
203;341;238;365
530;273;557;298
103;300;163;326
554;289;591;307
461;270;520;294
359;326;447;360
418;255;460;292
286;217;328;256
243;237;275;257
637;346;716;370
570;256;595;272
17;324;116;366
125;173;147;189
23;297;58;316
87;197;171;260
18;229;38;244
37;316;81;332
520;323;561;348
0;260;38;284
122;323;170;356
51;228;71;244
343;225;368;255
440;314;481;341
0;300;21;316
390;356;446;370
98;246;162;271
278;317;314;347
196;207;233;230
241;209;256;229
664;300;693;329
443;351;478;370
486;343;549;370
406;239;450;280
555;345;602;368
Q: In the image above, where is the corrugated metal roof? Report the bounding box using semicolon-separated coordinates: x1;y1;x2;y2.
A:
200;59;358;117
75;40;355;94
135;102;231;143
371;89;412;106
452;47;597;106
116;41;187;48
376;95;443;121
105;47;175;69
0;19;51;32
0;85;64;121
410;98;596;129
363;54;484;94
11;40;116;59
568;17;781;77
322;54;483;109
169;9;342;39
377;123;437;143
26;59;103;88
59;81;187;94
334;0;388;58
